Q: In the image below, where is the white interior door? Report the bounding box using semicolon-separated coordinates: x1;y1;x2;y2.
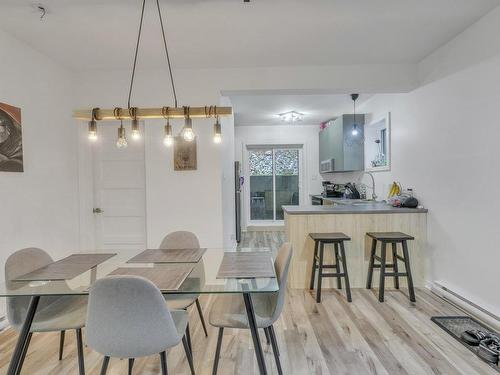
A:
92;122;147;251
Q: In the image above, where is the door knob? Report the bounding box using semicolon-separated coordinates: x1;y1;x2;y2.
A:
93;208;103;214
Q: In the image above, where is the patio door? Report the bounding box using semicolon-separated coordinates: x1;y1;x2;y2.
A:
247;146;302;224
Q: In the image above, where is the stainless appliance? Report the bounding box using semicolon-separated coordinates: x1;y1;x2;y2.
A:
322;181;345;198
234;161;243;243
320;158;335;173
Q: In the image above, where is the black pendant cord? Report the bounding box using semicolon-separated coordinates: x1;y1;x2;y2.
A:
128;0;146;110
156;0;178;108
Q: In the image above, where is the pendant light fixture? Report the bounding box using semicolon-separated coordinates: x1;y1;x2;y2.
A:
87;108;99;141
114;108;128;148
74;0;231;145
351;93;360;136
130;107;141;140
162;106;174;147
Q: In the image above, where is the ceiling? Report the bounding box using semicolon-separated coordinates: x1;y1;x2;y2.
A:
231;93;373;126
0;0;499;71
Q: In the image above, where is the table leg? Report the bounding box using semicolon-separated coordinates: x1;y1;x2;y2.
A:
8;296;40;375
243;293;268;375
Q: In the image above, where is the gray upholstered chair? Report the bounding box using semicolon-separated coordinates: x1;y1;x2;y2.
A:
209;243;292;375
160;231;208;337
86;275;195;375
5;248;87;375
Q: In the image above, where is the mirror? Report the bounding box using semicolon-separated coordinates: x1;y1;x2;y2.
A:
364;112;391;172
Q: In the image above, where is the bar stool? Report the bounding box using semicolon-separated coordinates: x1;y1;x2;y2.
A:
366;232;416;302
309;233;352;303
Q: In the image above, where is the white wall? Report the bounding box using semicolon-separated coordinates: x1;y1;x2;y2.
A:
234;124;322;228
0;30;79;317
357;53;500;317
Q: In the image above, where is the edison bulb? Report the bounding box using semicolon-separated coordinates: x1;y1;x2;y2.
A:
131;129;141;140
88;131;98;141
213;133;222;144
351;128;359;136
182;127;195;142
164;134;174;147
116;137;128;148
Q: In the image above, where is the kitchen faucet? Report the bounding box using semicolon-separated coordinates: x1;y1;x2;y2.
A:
361;172;377;200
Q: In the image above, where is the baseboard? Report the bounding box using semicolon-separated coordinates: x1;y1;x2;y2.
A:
428;281;500;332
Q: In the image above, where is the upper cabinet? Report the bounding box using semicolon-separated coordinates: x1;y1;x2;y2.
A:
319;114;365;173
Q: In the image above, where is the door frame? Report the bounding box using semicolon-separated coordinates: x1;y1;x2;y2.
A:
242;144;305;227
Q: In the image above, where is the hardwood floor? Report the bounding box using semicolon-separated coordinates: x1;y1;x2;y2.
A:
0;231;495;374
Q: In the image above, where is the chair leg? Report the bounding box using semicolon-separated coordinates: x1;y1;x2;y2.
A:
402;240;416;302
212;327;224;375
379;242;387;302
309;240;319;290
263;327;271;345
392;242;400;289
58;330;65;360
269;325;280;357
160;351;168;375
366;239;377;289
334;242;342;289
268;325;283;375
100;356;110;375
76;328;85;375
128;358;135;375
186;323;192;353
182;335;196;375
339;241;352;303
15;332;32;375
195;298;209;337
316;241;325;303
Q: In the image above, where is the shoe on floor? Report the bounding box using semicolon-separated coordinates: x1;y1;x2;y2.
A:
478;337;500;364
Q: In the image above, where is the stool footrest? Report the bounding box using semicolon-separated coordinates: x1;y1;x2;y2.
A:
382;272;408;277
372;263;396;269
320;272;346;278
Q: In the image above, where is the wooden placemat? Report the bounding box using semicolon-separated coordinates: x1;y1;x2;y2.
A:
15;253;117;281
127;248;206;264
108;264;195;291
216;252;276;279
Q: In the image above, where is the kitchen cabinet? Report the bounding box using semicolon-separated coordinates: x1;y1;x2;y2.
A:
319;114;365;172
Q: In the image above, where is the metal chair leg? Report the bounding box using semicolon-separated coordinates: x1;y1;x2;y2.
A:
76;328;85;375
160;351;168;375
182;335;195;375
128;358;135;375
268;325;283;375
264;327;271;345
58;330;65;360
269;325;279;357
212;327;224;375
15;332;32;375
100;356;110;375
195;298;208;337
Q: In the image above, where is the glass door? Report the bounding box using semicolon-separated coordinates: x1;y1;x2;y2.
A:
247;146;301;223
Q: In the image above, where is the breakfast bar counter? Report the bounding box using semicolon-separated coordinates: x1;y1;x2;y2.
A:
283;202;428;289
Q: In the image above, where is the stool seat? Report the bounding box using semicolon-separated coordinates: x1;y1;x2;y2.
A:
366;232;414;241
309;233;351;241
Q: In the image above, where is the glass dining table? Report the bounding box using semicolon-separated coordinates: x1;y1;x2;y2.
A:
1;248;279;375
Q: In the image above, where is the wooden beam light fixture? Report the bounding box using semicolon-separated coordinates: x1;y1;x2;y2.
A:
74;0;232;147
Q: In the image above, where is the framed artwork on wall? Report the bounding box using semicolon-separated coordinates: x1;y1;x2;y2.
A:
174;136;197;170
0;102;23;172
364;112;391;172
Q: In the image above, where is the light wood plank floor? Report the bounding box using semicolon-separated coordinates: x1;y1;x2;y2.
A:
0;231;496;374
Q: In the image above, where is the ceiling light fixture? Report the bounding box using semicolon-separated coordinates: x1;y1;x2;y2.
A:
87;107;99;141
114;108;128;148
162;106;174;147
351;94;360;136
73;0;232;145
279;111;304;123
213;117;222;144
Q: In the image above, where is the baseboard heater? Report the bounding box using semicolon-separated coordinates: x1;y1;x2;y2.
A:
430;281;500;331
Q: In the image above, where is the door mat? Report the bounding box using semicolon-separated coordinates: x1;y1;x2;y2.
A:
431;316;500;372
